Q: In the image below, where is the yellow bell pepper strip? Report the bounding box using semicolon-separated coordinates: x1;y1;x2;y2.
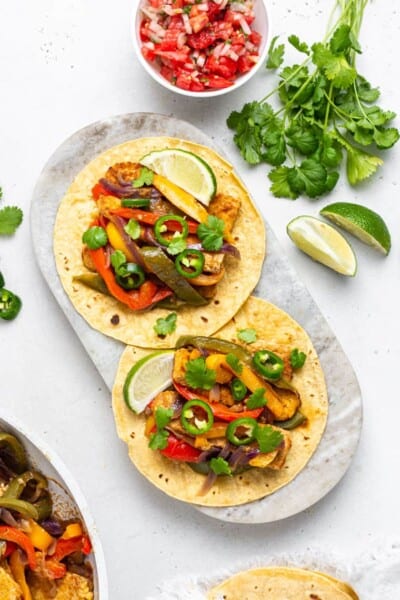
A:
205;353;232;384
27;520;54;552
0;527;37;569
9;550;32;600
152;174;209;223
106;222;137;262
88;247;172;310
61;522;83;540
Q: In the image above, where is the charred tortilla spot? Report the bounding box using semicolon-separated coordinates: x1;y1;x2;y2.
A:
111;314;120;325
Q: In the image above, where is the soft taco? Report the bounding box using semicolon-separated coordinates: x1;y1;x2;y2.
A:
112;297;328;507
54;137;265;348
206;567;359;599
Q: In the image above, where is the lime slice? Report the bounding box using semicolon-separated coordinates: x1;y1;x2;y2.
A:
320;202;391;255
140;148;217;206
287;215;357;276
123;350;175;413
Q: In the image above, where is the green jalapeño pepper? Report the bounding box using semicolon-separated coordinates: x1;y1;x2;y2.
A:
0;288;22;320
115;262;146;290
121;198;151;209
230;378;247;402
0;271;4;288
226;417;258;446
154;215;189;246
252;350;284;381
181;399;214;435
175;249;205;279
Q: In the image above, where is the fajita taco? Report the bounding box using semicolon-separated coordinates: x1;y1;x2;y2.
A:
54;137;265;348
206;567;359;599
112;297;328;507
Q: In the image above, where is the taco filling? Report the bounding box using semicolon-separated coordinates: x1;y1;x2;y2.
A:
77;159;241;312
126;335;308;495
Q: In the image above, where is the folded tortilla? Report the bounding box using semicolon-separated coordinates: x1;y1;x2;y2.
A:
112;296;328;507
206;566;359;599
54;137;265;348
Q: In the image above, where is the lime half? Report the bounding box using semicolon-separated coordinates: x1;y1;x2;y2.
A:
320;202;391;255
140;148;217;206
287;215;357;276
123;350;175;414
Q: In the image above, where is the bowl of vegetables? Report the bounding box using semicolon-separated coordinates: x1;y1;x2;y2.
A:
0;412;108;598
132;0;269;96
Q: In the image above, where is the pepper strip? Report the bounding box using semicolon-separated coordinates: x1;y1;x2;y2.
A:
9;550;32;600
88;247;172;310
0;527;36;570
52;535;92;561
160;434;202;462
109;208;199;234
173;382;263;422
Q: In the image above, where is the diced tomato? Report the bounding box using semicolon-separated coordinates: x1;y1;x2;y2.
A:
249;30;262;46
203;74;234;89
141;46;156;62
187;29;216;50
206;55;237;79
211;21;234;41
175;69;193;90
160;64;176;83
158;30;182;51
190;77;206;92
223;10;243;27
207;1;222;22
148;0;164;8
237;54;254;74
153;49;189;63
190;13;209;33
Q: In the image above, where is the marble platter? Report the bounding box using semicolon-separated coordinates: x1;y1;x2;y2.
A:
31;112;362;524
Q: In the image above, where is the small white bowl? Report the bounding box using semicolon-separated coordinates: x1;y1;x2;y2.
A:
132;0;270;98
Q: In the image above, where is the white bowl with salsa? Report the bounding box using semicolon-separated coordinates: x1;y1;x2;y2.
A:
132;0;270;97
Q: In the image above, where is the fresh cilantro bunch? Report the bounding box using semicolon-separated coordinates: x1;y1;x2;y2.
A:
227;0;399;200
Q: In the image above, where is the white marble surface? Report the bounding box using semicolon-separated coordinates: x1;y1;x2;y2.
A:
1;0;400;598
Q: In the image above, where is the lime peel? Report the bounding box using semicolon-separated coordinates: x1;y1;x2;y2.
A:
140;148;217;206
123;350;175;414
287;215;357;276
320;202;391;255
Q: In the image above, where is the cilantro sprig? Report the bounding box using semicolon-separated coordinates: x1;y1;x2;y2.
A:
148;407;173;450
197;215;225;251
185;357;216;391
227;2;399;200
132;167;153;188
153;312;177;338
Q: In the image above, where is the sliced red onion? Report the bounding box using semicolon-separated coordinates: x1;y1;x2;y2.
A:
187;242;241;259
40;518;64;537
99;178;136;198
209;383;220;404
0;507;20;527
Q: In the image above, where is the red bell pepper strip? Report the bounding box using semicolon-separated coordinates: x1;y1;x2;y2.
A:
109;208;199;233
52;535;91;562
88;247;172;310
42;557;67;580
4;541;17;557
92;182;113;200
0;526;37;570
173;382;264;422
160;434;202;462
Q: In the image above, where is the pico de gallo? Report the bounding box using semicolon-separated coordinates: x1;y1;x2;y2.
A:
138;0;263;91
130;335;307;494
0;431;93;598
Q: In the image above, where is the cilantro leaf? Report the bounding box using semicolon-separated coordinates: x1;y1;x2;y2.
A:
268;167;299;200
329;24;360;54
0;206;23;235
255;425;283;453
285;122;320;156
227;102;275;165
225;353;243;374
320;134;343;168
153;312;177;338
124;219;141;240
288;34;309;55
197;215;225;251
166;235;187;256
82;225;108;249
266;36;285;69
261;121;287;166
345;145;383;185
210;457;232;476
287;159;328;198
132;167;153;188
148;429;169;450
312;43;357;88
290;348;307;369
185;357;216;390
356;76;380;103
373;127;400;149
246;388;267;409
155;406;174;430
237;328;257;344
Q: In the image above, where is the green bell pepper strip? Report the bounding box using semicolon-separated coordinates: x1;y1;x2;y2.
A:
278;410;306;430
154;215;189;246
0;288;22;320
181;399;214;435
0;271;4;288
0;497;39;520
226;417;258;446
115;262;146;290
73;273;110;296
230;378;247;401
175;249;205;279
121;198;151;209
252;350;284;381
3;470;48;500
175;336;252;363
140;246;208;306
0;433;27;473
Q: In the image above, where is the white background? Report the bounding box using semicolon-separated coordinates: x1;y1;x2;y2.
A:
1;0;400;597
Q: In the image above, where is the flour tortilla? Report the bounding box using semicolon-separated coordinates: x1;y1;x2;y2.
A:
112;296;328;507
206;567;359;599
54;137;265;348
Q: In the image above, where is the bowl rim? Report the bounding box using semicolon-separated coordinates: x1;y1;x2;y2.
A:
131;0;270;98
0;410;109;600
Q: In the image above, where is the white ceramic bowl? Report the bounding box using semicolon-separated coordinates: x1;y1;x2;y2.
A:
0;412;108;599
132;0;270;98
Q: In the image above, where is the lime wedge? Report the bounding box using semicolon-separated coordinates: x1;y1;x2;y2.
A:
320;202;391;255
140;148;217;206
123;350;175;413
287;215;357;276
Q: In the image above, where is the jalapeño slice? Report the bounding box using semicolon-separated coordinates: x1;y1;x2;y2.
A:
181;399;214;435
154;215;189;246
230;378;247;402
226;417;258;446
252;350;284;380
175;249;205;279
